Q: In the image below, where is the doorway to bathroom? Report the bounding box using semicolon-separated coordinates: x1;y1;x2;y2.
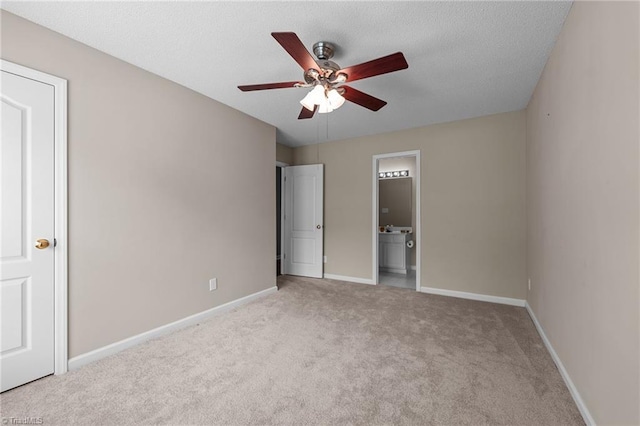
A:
372;151;421;291
276;161;288;276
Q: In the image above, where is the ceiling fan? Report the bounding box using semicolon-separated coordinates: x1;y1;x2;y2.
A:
238;32;409;120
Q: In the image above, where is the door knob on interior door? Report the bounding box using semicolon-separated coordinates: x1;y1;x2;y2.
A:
316;225;322;229
34;239;50;249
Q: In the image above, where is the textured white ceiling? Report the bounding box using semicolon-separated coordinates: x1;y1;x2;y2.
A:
2;1;571;147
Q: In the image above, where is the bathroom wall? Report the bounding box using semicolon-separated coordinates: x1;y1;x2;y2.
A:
379;178;412;227
378;156;417;267
378;156;416;228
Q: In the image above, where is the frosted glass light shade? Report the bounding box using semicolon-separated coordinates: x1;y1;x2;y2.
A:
327;89;346;109
300;86;345;114
300;85;325;111
318;101;333;114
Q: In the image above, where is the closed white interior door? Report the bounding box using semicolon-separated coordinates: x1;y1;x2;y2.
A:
1;70;55;392
284;164;323;278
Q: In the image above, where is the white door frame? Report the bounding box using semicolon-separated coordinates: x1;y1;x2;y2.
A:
372;150;421;291
2;60;68;375
276;161;289;275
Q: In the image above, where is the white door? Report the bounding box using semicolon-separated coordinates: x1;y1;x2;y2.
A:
283;165;323;278
1;70;55;392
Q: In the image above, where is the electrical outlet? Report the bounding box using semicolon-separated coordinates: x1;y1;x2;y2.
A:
323;256;327;263
528;278;531;291
209;278;217;291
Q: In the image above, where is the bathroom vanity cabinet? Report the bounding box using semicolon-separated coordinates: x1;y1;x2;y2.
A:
378;232;411;275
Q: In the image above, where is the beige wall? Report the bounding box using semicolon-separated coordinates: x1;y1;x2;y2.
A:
294;110;527;299
276;143;293;165
1;11;276;357
526;2;639;424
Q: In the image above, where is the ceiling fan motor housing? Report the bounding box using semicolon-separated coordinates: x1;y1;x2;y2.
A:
312;42;341;80
319;60;340;72
313;41;335;60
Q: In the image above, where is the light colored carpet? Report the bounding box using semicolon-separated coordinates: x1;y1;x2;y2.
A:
1;275;583;425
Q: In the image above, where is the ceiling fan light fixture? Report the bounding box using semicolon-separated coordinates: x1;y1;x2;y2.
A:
300;85;325;111
300;94;315;111
327;88;346;110
301;85;345;115
318;97;334;114
332;73;348;84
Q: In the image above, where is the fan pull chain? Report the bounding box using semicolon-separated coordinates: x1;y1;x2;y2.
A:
326;113;329;140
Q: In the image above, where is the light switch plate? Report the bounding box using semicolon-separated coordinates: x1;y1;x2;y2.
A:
209;278;217;291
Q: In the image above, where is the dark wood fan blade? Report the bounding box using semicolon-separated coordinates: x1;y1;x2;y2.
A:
342;86;387;111
272;32;319;71
298;105;318;119
339;52;408;83
238;81;303;91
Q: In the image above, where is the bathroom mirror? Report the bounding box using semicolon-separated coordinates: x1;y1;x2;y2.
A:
379;177;412;226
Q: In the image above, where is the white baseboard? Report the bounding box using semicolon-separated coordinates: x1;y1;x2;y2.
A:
420;286;525;307
324;273;375;285
525;303;595;426
68;286;278;371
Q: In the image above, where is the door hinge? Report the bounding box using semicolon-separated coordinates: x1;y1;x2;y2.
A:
54;238;57;247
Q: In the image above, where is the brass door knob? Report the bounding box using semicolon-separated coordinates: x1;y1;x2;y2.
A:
35;239;50;249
